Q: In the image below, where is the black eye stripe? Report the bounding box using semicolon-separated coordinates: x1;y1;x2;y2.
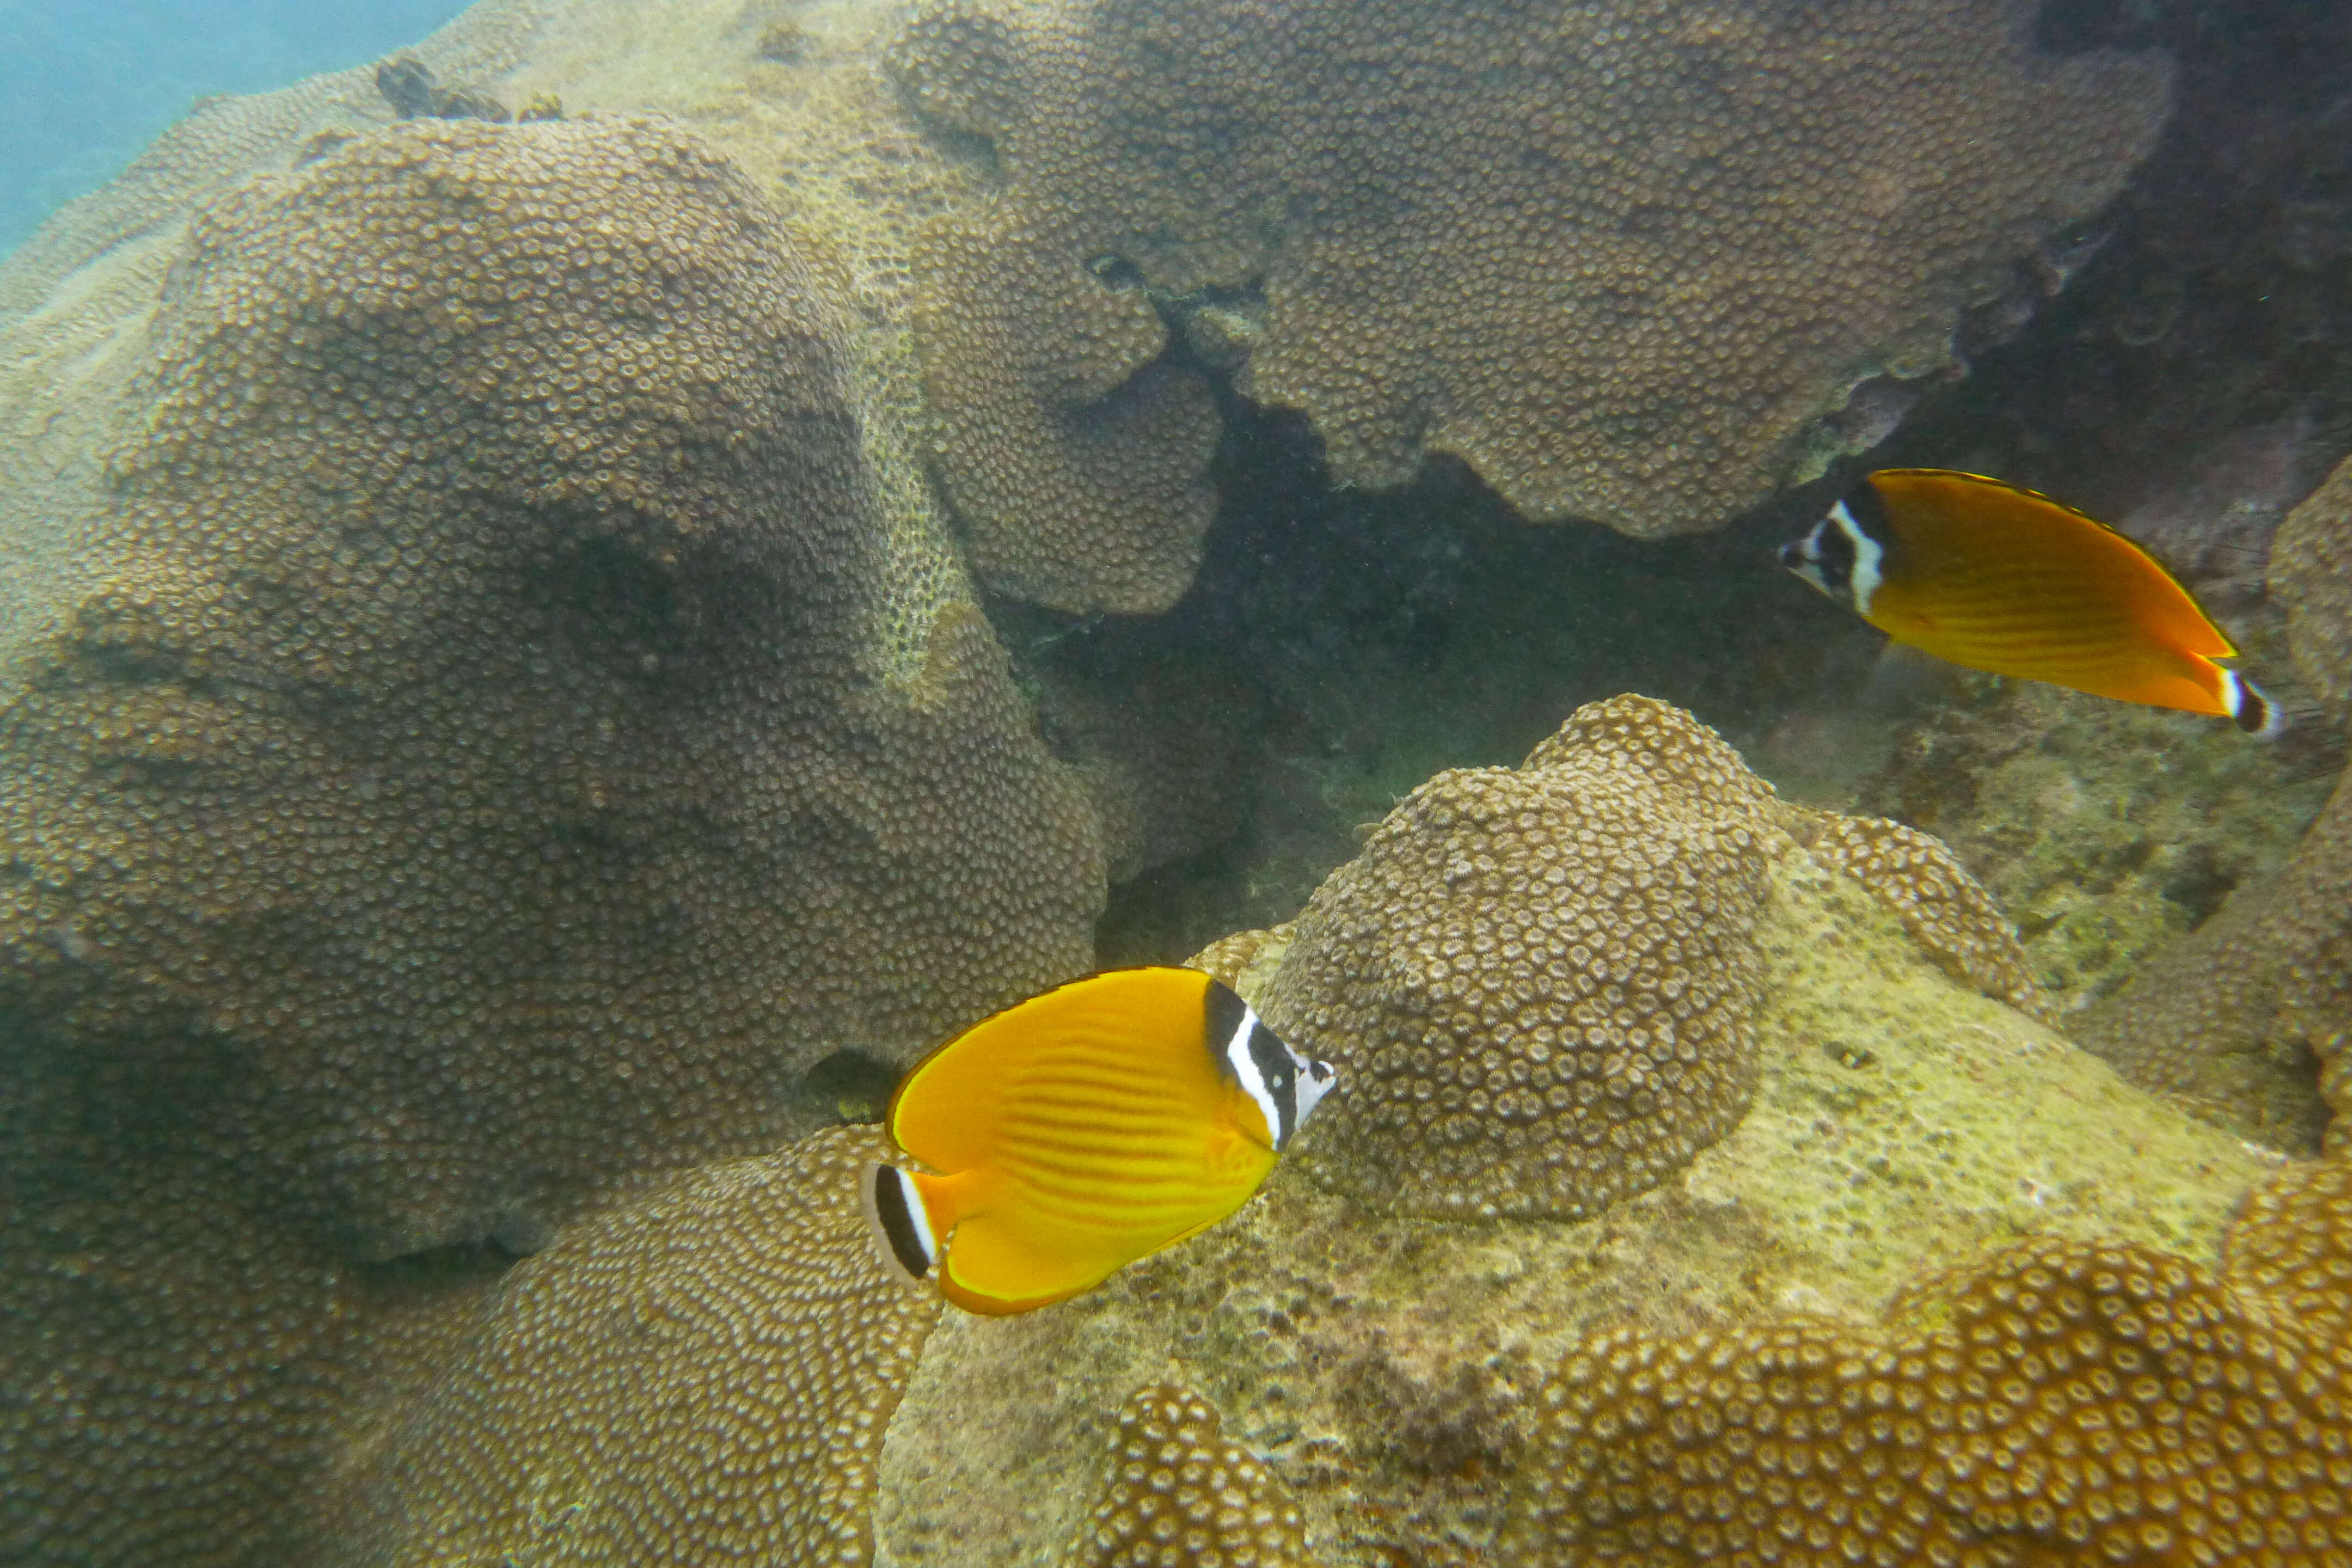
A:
1245;1019;1300;1148
1816;517;1855;584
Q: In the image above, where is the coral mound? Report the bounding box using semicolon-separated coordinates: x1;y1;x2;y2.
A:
890;0;2172;610
2079;765;2352;1148
1260;696;1777;1220
1508;1150;2352;1568
1066;1385;1310;1568
1258;694;2045;1222
0;113;1102;1258
327;1126;942;1568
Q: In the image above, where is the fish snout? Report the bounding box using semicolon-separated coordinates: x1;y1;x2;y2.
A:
1777;538;1811;571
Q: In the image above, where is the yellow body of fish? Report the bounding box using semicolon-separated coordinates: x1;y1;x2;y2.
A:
1781;468;2278;736
861;966;1333;1315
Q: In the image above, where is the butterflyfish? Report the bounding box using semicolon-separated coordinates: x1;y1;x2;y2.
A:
1780;468;2282;737
857;966;1337;1316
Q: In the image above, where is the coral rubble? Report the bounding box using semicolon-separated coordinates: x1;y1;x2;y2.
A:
888;0;2172;610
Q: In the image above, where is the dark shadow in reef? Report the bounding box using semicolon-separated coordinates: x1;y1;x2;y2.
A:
991;391;1892;966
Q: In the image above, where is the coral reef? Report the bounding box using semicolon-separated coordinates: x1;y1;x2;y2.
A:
324;1126;941;1568
0;1;545;324
2;1146;358;1567
1798;814;2054;1023
1064;1386;1309;1568
888;0;2172;610
374;54;513;124
2078;765;2351;1151
1505;1151;2352;1567
1258;695;2050;1221
874;706;2270;1568
0;113;1101;1262
7;2;2349;1565
2273;453;2352;713
2051;462;2352;1150
1260;698;1775;1221
1853;677;2337;1025
1873;3;2352;573
0;1031;503;1567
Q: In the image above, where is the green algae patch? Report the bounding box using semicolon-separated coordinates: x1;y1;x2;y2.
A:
1691;849;2277;1308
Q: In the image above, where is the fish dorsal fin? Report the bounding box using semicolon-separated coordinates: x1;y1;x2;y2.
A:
885;966;1226;1174
1865;469;2238;659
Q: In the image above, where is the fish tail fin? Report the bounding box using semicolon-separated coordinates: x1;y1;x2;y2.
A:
859;1162;952;1286
2220;668;2288;741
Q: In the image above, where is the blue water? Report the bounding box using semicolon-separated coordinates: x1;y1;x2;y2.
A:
0;0;476;259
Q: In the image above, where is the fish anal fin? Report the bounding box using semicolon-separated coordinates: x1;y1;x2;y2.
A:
938;1206;1126;1316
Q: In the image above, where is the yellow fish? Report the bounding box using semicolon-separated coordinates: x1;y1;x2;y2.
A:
857;966;1336;1316
1780;468;2281;737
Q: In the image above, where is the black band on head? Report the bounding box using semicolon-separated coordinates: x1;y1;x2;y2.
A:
1814;507;1858;592
1845;477;1898;547
1203;978;1249;1074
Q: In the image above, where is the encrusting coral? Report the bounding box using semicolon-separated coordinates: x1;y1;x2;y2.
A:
0;113;1102;1262
1063;1385;1310;1568
1506;1149;2352;1568
1798;813;2056;1024
1259;695;2048;1221
0;1030;508;1568
888;0;2172;611
322;1126;942;1568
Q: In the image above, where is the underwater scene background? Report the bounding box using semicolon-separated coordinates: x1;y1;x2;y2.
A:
0;0;475;255
2;0;2350;1564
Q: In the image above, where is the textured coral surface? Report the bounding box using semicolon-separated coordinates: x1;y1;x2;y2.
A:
890;0;2171;610
2063;461;2352;1144
0;114;1100;1258
1854;678;2335;1028
324;1126;941;1568
1508;1153;2352;1567
2080;766;2352;1151
1065;1385;1310;1568
1261;698;1776;1221
1260;696;2051;1222
2274;454;2352;714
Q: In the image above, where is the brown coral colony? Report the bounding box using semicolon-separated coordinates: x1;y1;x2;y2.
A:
888;0;2172;613
1511;1153;2352;1567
